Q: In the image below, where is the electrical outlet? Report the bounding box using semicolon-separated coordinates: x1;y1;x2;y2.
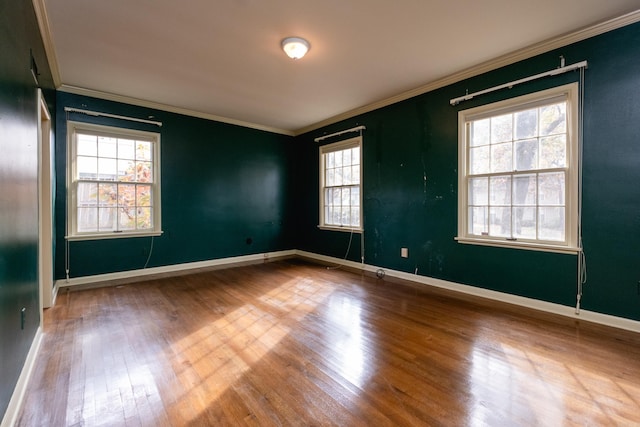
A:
401;247;409;258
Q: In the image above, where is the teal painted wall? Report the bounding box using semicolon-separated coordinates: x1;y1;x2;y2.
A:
0;0;56;420
54;92;295;279
295;22;640;321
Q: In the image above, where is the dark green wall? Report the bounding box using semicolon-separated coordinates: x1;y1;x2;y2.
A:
295;22;640;321
54;92;295;279
0;0;56;420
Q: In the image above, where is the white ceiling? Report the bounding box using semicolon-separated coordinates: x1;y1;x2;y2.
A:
41;0;640;135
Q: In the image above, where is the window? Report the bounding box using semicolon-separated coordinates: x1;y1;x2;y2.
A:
457;83;579;253
319;136;362;231
67;121;162;240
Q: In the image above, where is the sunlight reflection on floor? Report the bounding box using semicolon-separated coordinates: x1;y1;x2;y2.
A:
170;276;336;423
468;339;640;426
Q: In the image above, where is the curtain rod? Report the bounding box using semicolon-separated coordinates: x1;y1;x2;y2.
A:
314;125;365;142
64;107;163;127
449;58;588;106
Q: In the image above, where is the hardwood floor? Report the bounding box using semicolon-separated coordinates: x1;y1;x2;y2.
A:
16;259;640;426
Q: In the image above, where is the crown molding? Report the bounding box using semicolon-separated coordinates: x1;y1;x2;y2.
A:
30;0;639;137
293;9;640;136
32;0;61;87
58;85;296;136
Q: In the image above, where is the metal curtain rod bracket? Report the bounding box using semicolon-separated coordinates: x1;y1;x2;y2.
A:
449;58;588;106
64;107;163;127
314;125;366;142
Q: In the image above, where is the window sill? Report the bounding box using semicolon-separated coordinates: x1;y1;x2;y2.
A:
455;236;581;254
66;230;163;241
317;225;363;233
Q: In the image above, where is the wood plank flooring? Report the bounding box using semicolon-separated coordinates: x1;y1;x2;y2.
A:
16;259;640;426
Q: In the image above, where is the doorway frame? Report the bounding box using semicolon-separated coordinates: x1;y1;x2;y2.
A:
38;88;55;316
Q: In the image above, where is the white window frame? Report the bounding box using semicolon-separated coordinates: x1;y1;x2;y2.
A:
456;83;580;254
319;136;363;232
66;121;162;240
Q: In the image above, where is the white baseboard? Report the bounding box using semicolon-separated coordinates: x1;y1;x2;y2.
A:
55;250;296;289
51;248;639;334
1;327;43;427
295;250;640;334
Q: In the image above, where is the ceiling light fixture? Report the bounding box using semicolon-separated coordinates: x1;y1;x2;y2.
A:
281;37;310;60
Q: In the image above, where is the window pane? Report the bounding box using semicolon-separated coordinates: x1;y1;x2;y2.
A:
118;208;136;230
331;207;341;225
136;141;152;161
98;136;117;158
514;139;538;171
343;149;351;166
136;161;153;183
77;207;98;232
470;119;490;147
490;176;511;205
343;166;352;184
350;208;360;227
489;207;511;237
334;150;343;167
513;207;536;239
469;146;490;174
118;139;135;159
491;114;513;144
350;186;359;206
77;156;97;179
334;167;343;186
98;158;117;180
341;187;350;205
540;103;566;136
137;185;152;207
514;109;538;140
325;188;332;206
538;172;565;206
118;160;136;182
98;183;117;207
137;207;153;229
469;177;488;205
490;142;512;173
539;207;565;241
77;182;97;206
326;152;335;169
118;184;136;207
77;134;97;156
98;207;116;232
341;207;349;225
469;206;488;235
332;188;341;206
351;147;360;165
539;135;566;169
352;165;360;184
512;174;536;206
326;168;335;186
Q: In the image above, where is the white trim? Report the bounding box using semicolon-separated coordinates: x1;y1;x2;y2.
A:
38;89;54;312
33;0;639;137
317;225;363;233
32;0;61;87
456;83;580;253
455;237;581;255
294;250;640;334
66;121;162;240
59;85;295;137
294;10;640;135
55;250;296;289
319;136;363;230
1;328;43;427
